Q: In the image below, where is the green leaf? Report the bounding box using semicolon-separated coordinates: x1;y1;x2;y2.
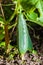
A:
18;12;33;55
25;12;43;26
27;12;38;21
27;0;38;5
0;33;4;41
32;50;37;54
0;27;4;33
0;42;5;47
0;17;4;24
0;17;3;21
36;0;43;15
21;0;38;5
21;0;37;12
37;15;43;22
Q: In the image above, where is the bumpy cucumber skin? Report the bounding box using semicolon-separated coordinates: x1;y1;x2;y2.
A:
18;13;33;54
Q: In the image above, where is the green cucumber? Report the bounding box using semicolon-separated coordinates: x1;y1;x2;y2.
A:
18;12;33;55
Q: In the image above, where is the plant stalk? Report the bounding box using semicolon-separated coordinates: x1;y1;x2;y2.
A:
4;24;9;49
0;3;10;51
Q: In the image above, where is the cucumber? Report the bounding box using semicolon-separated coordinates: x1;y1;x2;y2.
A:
17;12;33;55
